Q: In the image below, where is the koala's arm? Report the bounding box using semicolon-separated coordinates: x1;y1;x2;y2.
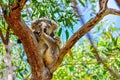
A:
40;32;56;46
33;31;41;42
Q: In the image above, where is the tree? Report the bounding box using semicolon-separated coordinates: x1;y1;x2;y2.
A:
0;0;120;80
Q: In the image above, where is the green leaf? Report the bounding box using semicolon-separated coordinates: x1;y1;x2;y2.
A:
65;29;69;40
19;72;24;78
78;0;85;7
90;0;96;3
58;28;62;36
22;14;27;18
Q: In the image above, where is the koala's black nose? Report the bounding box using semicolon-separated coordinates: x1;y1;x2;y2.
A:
44;28;47;33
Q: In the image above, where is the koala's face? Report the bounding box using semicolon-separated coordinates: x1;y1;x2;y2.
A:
41;22;53;35
31;18;58;36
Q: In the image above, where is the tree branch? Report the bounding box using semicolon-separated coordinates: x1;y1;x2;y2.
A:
5;27;14;80
1;1;52;79
10;0;27;11
116;0;120;8
99;0;108;12
51;8;120;73
70;0;120;78
5;17;46;79
2;0;120;79
5;26;10;44
18;0;27;10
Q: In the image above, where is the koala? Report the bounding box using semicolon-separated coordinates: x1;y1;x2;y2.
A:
40;29;60;68
30;18;60;69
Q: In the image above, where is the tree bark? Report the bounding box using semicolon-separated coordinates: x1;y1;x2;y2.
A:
2;0;51;79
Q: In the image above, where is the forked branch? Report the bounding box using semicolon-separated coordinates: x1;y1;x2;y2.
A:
51;8;120;73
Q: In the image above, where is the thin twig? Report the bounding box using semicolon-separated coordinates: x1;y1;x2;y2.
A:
1;26;14;80
0;30;5;43
5;26;10;44
116;0;120;9
5;27;14;80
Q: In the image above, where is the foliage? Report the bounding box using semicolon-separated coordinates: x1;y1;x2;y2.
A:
52;23;120;80
0;0;120;80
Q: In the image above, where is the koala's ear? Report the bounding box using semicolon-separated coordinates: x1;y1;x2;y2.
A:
30;19;38;29
30;23;34;29
30;23;36;32
51;21;58;30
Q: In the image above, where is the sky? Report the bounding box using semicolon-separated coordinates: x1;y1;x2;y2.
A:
67;0;120;46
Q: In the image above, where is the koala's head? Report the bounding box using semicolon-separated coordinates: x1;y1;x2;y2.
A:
30;18;58;36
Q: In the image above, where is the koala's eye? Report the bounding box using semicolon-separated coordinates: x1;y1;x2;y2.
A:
47;25;50;28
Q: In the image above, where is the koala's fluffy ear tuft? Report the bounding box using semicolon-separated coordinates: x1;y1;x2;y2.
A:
51;20;58;31
30;25;34;30
30;23;35;31
30;19;39;30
